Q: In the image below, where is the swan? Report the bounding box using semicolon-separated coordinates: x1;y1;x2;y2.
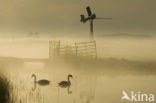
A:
31;74;50;90
58;74;73;88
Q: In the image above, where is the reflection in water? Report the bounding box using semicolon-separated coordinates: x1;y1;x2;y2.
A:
0;39;156;103
1;57;156;103
58;74;73;88
58;74;73;94
67;86;72;94
79;75;97;103
31;74;50;91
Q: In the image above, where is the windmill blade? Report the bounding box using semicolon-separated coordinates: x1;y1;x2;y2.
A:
86;6;92;16
80;15;90;23
96;17;112;19
80;14;85;22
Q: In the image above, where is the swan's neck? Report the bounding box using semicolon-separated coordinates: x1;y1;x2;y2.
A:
68;76;71;84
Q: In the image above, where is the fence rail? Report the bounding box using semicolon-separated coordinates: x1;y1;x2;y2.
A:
49;40;97;59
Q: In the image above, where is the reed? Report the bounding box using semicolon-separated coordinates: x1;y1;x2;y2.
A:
0;73;11;103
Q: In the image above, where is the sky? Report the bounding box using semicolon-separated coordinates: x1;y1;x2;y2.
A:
0;0;156;38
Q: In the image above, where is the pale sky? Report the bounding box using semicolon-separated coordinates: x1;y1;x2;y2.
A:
0;0;156;38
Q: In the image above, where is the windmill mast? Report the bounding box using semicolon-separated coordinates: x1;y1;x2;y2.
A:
80;6;112;41
90;19;93;40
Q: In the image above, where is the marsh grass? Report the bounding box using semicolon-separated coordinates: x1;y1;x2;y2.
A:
0;72;45;103
0;73;11;103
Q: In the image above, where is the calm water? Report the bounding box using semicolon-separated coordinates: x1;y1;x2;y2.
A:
0;39;156;103
5;61;156;103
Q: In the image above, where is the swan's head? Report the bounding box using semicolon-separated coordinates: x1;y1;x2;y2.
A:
31;74;36;78
68;74;73;78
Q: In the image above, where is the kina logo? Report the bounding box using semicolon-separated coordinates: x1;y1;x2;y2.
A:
121;90;154;102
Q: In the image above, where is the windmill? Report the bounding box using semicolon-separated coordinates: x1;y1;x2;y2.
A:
80;6;112;40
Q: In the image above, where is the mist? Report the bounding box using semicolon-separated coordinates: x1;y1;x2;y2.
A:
0;0;156;103
0;0;156;37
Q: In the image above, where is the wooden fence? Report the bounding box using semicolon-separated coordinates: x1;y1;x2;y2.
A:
49;40;97;59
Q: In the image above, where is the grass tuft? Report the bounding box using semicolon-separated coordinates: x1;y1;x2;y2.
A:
0;73;11;103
